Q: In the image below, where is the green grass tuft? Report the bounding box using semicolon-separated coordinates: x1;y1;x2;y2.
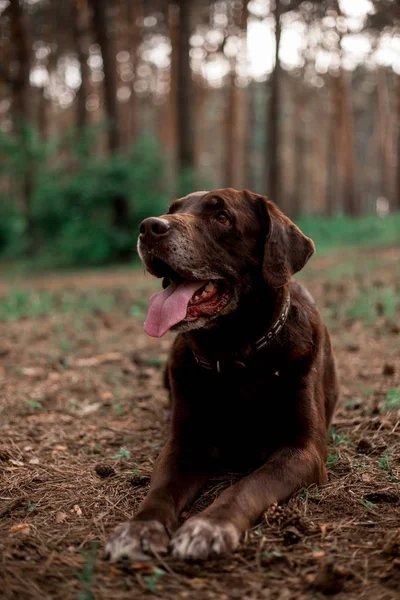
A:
0;288;116;322
72;541;98;600
143;568;166;592
381;388;400;413
359;498;376;510
112;447;131;460
329;427;352;446
378;452;393;470
297;213;400;255
346;287;400;325
24;399;43;411
326;454;339;469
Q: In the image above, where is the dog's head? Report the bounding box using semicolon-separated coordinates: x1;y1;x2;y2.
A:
138;188;314;337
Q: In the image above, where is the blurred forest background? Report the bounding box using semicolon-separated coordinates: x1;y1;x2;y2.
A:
0;0;400;266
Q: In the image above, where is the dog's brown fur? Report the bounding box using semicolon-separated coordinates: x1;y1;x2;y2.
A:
105;188;339;562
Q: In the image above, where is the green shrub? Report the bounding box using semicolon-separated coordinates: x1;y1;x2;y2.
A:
0;126;167;266
0;201;26;257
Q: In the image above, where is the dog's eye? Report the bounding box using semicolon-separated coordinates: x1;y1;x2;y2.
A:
214;211;231;226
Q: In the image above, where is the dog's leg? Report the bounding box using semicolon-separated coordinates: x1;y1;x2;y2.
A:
105;439;208;562
171;442;325;560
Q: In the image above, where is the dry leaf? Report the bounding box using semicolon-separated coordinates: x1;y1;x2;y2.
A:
48;372;61;381
28;457;40;465
190;578;208;589
74;353;123;368
130;563;156;574
79;402;101;416
21;367;45;377
56;512;68;523
9;522;31;535
53;445;67;452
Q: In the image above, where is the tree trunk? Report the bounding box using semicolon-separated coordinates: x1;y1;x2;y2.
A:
194;77;205;174
161;2;179;164
127;0;143;144
160;2;179;193
312;93;327;215
396;74;400;211
89;0;120;153
89;0;129;230
245;81;257;191
224;0;249;190
333;70;359;216
267;0;282;202
177;0;194;174
224;68;239;187
377;68;394;207
333;10;359;217
238;0;250;190
9;0;30;126
326;76;339;215
37;85;47;140
73;0;89;130
293;81;306;218
9;0;37;250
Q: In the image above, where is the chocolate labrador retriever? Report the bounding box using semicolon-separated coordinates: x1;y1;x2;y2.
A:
105;188;339;562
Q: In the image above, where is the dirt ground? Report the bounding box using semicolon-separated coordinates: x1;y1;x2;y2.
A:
0;247;399;600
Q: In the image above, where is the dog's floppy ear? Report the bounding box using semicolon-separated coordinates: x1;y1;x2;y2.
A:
261;197;315;288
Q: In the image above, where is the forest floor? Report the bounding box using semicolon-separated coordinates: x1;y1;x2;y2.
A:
0;245;399;600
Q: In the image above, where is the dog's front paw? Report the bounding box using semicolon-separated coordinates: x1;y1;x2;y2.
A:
105;520;169;563
170;517;239;561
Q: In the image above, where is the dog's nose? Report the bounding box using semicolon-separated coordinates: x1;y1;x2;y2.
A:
139;217;171;237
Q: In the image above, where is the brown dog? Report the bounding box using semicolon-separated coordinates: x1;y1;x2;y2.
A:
105;188;339;562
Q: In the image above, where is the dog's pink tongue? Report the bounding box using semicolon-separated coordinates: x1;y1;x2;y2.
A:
144;280;206;337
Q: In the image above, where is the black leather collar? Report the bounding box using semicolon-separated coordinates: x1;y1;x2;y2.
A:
192;293;290;373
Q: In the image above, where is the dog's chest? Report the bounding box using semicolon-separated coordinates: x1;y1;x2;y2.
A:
187;368;294;466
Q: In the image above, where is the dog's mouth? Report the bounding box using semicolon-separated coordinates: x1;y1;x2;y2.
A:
143;259;230;338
